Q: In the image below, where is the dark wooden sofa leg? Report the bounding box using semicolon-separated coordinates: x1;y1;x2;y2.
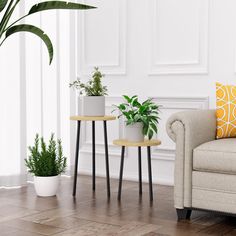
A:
176;208;192;220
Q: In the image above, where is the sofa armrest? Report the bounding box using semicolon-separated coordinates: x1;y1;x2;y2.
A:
166;110;216;208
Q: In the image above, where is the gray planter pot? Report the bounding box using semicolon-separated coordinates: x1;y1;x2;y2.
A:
80;96;105;116
125;122;144;142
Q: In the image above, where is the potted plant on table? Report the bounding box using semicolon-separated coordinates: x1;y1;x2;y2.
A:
70;67;108;116
114;95;160;142
25;134;67;197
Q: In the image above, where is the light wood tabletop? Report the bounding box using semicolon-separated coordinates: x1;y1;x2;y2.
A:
70;115;116;121
113;139;161;147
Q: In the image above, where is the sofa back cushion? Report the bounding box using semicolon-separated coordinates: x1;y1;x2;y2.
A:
216;82;236;139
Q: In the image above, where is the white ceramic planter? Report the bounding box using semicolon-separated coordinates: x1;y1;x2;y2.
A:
80;96;105;116
34;175;59;197
125;122;144;142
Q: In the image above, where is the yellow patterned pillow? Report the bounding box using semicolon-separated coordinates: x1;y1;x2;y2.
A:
216;82;236;139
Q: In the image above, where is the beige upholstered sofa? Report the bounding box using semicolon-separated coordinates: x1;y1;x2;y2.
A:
166;110;236;220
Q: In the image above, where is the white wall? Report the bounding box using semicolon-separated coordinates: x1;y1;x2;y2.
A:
74;0;236;185
2;0;236;186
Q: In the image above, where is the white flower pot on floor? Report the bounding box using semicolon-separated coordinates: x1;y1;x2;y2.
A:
34;176;59;197
125;122;144;142
80;96;105;116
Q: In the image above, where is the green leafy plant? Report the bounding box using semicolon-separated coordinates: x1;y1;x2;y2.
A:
113;95;160;139
69;67;108;96
25;134;67;177
0;1;96;64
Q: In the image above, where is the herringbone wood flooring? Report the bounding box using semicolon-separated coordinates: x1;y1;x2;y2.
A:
0;175;236;236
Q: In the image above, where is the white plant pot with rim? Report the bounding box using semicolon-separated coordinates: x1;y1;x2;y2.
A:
125;122;144;142
34;175;59;197
81;96;105;116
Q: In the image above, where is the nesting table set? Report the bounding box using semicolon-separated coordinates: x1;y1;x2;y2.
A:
70;115;161;201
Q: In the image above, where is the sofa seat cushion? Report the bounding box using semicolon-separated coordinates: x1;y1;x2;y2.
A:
193;138;236;174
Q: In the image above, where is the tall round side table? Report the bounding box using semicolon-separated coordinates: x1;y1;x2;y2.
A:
70;115;116;198
113;139;161;201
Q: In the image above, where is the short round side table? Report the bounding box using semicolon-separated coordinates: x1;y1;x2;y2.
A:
70;115;116;198
113;139;161;201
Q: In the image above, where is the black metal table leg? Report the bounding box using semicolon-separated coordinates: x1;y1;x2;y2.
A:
147;146;153;201
92;121;96;191
103;121;110;198
73;120;81;197
138;146;142;195
118;146;125;200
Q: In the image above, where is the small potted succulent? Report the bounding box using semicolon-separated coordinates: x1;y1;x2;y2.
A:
70;67;108;116
114;95;160;142
25;134;67;197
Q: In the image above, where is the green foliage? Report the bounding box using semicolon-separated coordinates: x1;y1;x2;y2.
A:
113;95;160;140
5;24;53;64
25;134;67;177
0;1;96;64
0;0;8;12
69;67;108;96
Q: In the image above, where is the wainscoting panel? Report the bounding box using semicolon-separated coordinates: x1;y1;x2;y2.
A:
149;0;209;75
77;96;209;186
76;0;127;75
151;97;209;160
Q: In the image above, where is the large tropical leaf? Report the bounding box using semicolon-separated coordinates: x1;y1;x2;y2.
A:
5;24;53;64
0;0;8;12
28;1;96;15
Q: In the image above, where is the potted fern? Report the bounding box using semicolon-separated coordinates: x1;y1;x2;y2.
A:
114;95;160;142
70;67;108;116
25;134;67;197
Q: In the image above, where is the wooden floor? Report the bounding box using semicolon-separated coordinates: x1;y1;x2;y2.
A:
0;176;236;236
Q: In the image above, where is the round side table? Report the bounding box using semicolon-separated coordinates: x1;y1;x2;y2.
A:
113;139;161;201
70;115;116;198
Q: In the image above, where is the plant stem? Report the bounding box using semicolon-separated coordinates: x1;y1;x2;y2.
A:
0;0;21;44
3;13;28;32
0;0;15;37
0;36;6;46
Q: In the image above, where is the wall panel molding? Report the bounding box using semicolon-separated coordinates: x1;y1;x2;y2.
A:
149;0;209;75
77;96;208;186
79;96;209;162
77;0;127;75
151;96;209;160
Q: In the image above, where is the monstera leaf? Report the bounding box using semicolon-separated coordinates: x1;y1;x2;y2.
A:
6;24;53;64
0;1;96;65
